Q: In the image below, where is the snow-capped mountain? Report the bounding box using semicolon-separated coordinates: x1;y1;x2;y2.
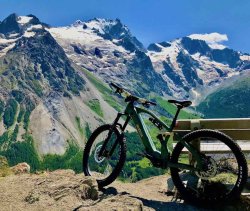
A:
0;14;124;156
1;14;249;103
48;18;170;97
47;18;250;103
0;14;48;57
147;34;250;102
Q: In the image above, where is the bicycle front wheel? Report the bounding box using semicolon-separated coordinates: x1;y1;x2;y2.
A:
83;124;126;188
170;129;248;205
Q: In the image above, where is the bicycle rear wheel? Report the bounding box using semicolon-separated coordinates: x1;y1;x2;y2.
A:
83;124;126;188
170;129;248;205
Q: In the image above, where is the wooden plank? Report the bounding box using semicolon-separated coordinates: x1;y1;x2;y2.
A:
241;193;250;196
173;129;250;140
176;118;250;130
174;118;250;141
173;142;250;153
189;119;201;164
219;129;250;140
200;118;250;130
179;150;250;154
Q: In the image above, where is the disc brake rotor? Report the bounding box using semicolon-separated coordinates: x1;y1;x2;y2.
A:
195;157;218;180
94;145;105;163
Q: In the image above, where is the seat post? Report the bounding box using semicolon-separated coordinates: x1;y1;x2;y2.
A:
170;106;182;131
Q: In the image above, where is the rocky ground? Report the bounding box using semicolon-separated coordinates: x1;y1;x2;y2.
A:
0;169;249;211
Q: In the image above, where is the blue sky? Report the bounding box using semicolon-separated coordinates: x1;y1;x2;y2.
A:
1;0;250;52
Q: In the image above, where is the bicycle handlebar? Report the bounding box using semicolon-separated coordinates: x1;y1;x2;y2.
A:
110;83;157;106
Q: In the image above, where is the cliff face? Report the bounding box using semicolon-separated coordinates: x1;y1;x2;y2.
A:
0;14;130;157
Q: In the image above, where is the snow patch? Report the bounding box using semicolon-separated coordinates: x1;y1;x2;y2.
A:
188;33;228;49
0;43;16;58
48;26;98;42
8;33;20;38
147;39;182;74
190;88;201;103
0;38;17;44
228;71;240;77
85;19;107;34
240;55;250;61
17;16;33;25
23;31;36;38
47;26;127;53
27;24;43;31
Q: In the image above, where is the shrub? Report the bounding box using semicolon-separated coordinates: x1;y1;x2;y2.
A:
11;90;25;103
0;99;5;116
17;106;25;123
41;143;82;173
0;134;41;171
87;99;103;117
3;99;18;128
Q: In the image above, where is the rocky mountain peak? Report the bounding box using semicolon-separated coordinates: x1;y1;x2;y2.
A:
72;19;84;26
181;36;211;55
180;36;242;68
147;41;171;52
0;13;20;35
99;18;145;52
72;18;123;33
3;29;86;97
147;33;249;101
0;14;47;39
71;17;145;52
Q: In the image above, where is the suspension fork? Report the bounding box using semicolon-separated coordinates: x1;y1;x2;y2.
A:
99;113;130;157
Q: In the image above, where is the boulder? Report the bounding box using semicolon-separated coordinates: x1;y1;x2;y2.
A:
11;162;30;174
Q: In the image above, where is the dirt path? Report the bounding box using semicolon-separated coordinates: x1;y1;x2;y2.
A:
100;174;250;211
103;175;207;211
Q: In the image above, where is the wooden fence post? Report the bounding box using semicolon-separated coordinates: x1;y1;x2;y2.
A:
189;119;201;165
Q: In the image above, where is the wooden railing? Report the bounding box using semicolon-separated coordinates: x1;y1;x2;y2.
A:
173;118;250;194
173;118;250;153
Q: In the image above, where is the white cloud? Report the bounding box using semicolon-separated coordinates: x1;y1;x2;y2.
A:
188;33;228;49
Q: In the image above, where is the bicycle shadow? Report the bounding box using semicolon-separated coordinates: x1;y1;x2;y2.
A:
101;187;209;211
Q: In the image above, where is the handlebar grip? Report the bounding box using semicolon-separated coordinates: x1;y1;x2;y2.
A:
110;82;120;89
110;82;157;106
110;82;124;94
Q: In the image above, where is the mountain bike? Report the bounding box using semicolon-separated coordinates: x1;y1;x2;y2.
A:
83;83;248;204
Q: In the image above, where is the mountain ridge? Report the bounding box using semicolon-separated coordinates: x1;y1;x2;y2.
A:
1;13;249;101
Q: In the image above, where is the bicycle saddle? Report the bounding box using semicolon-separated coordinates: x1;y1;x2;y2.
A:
168;100;192;108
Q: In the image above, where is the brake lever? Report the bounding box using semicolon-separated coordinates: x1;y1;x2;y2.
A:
109;83;122;95
142;102;150;108
115;88;123;95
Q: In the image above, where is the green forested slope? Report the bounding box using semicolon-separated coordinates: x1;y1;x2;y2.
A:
197;77;250;118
